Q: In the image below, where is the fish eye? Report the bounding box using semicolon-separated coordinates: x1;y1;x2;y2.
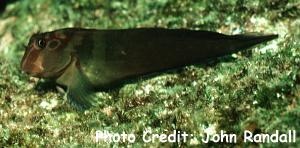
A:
37;38;46;49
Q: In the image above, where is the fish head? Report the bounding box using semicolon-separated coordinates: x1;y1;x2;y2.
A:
21;31;73;78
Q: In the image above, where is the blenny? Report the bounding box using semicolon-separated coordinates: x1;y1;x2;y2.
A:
20;28;278;110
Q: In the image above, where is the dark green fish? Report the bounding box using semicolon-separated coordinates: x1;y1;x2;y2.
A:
20;28;278;109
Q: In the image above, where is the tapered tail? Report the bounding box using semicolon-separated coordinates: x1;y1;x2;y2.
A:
228;34;278;52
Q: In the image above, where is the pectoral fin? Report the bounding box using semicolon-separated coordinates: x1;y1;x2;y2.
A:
67;78;98;110
57;57;98;110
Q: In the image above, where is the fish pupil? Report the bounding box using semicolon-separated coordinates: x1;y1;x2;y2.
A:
37;39;46;48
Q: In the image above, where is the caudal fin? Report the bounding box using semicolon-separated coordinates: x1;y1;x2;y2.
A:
230;34;278;52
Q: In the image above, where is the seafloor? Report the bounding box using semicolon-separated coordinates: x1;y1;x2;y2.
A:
0;0;299;147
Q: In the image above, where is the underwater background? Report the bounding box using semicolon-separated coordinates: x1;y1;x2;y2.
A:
0;0;299;147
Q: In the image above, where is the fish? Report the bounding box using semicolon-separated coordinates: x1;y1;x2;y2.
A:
20;28;278;110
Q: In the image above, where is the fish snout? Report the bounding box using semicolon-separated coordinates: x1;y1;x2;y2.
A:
21;60;44;77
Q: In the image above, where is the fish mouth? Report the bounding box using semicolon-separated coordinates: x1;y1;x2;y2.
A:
21;60;44;77
21;55;73;79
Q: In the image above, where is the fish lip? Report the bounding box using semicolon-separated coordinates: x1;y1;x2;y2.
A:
28;72;43;78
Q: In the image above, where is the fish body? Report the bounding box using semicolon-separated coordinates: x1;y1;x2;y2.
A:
21;28;278;109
